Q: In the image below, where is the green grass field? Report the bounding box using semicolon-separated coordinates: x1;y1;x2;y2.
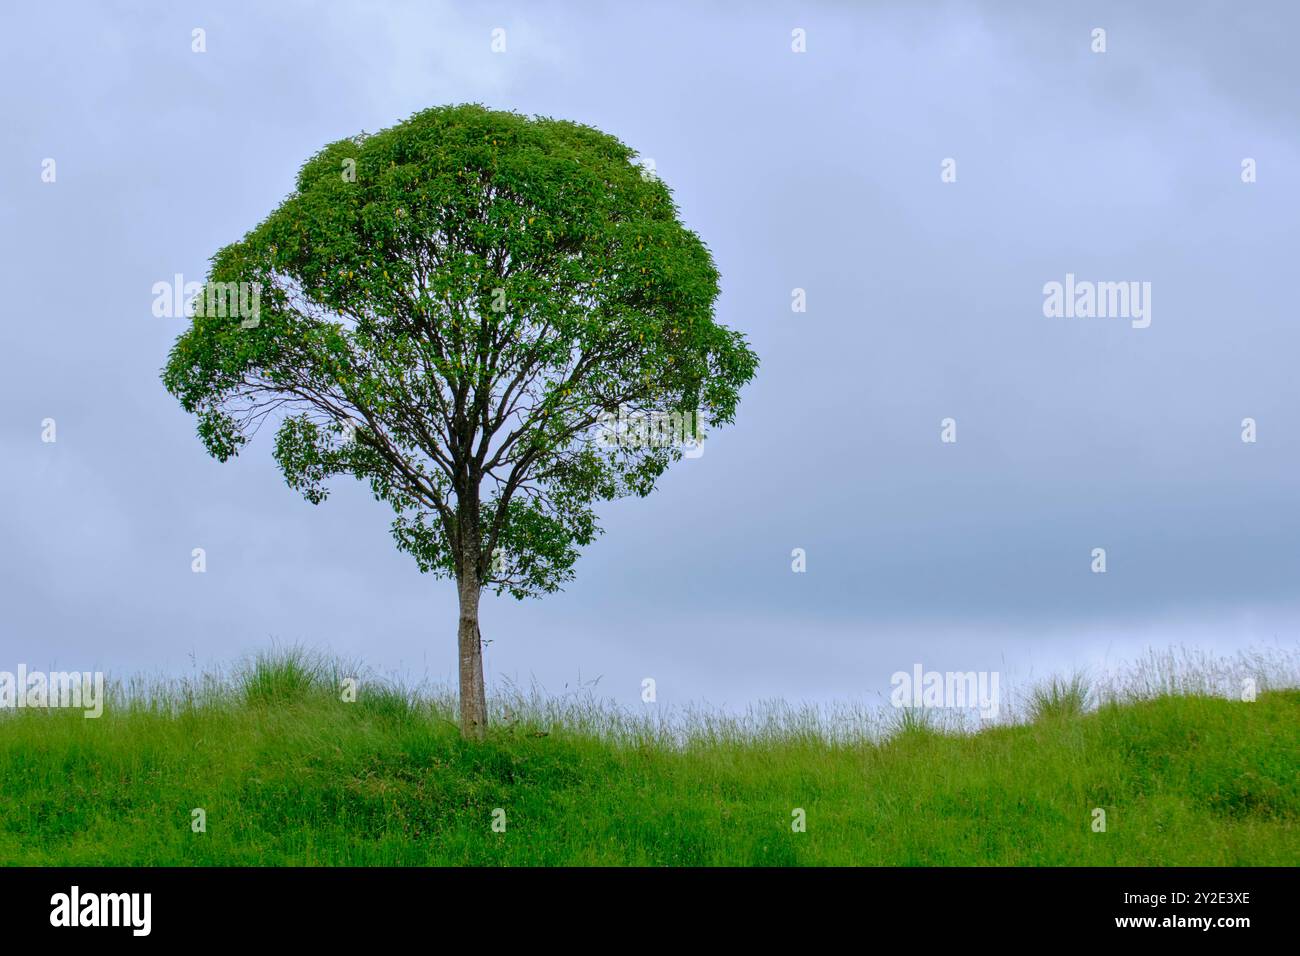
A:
1;649;1296;866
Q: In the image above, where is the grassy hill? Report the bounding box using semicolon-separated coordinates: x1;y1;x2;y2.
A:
1;651;1296;866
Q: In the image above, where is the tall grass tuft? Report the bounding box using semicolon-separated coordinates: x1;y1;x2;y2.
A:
888;705;940;738
1027;672;1092;721
237;646;330;707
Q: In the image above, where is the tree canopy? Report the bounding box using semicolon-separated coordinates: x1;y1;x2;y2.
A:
164;104;757;601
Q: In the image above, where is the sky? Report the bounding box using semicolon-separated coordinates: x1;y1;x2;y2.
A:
1;1;1297;713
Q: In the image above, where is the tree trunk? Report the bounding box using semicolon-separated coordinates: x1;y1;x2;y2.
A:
456;562;488;740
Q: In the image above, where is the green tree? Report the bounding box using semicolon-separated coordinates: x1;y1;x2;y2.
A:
162;104;758;738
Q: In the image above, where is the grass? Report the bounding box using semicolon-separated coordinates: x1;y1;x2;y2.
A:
0;647;1296;866
1027;672;1093;721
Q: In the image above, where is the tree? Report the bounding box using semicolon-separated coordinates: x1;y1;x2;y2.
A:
162;104;758;738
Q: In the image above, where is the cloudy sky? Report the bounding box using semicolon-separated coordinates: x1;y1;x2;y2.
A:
2;1;1297;711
